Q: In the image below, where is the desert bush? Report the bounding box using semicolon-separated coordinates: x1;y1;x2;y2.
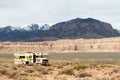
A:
7;71;20;79
16;76;28;80
111;74;120;80
47;67;53;71
39;70;48;74
33;65;44;71
62;62;71;66
76;77;94;80
25;68;34;73
99;64;107;68
58;68;74;75
33;65;48;74
73;65;88;70
76;72;92;78
54;76;68;80
55;64;63;69
35;66;48;74
12;66;18;70
89;63;98;68
30;73;42;78
0;68;21;79
112;68;120;73
0;68;7;75
96;77;113;80
20;72;28;76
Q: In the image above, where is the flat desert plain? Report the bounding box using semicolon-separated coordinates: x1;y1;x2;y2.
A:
1;52;120;80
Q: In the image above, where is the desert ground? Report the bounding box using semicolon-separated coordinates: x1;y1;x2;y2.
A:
1;52;120;80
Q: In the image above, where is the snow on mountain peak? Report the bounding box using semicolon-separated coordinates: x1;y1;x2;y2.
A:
21;23;50;31
0;23;50;31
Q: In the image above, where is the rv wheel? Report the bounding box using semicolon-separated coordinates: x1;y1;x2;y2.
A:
26;61;29;64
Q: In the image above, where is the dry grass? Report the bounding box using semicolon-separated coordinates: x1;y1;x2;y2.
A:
73;65;88;70
0;52;120;80
76;72;92;78
58;68;74;75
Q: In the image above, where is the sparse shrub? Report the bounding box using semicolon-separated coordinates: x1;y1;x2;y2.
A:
99;64;108;68
0;68;7;75
76;77;94;80
76;72;92;78
58;68;74;75
33;65;48;74
20;72;27;76
8;71;20;79
2;64;9;68
111;74;120;80
54;76;67;80
16;76;28;80
62;62;71;66
47;67;53;71
25;68;34;73
40;70;48;74
30;73;42;78
52;64;63;69
96;77;113;80
89;63;98;68
33;65;44;71
73;65;88;70
60;77;67;80
13;66;18;70
56;64;63;69
112;68;120;73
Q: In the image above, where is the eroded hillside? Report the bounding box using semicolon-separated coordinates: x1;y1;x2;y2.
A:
0;37;120;53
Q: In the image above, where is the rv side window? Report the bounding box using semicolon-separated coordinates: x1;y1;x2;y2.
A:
36;56;39;58
36;56;43;58
20;56;25;58
43;60;48;61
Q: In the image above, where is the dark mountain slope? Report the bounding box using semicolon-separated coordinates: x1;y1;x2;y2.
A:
0;18;119;41
50;18;120;39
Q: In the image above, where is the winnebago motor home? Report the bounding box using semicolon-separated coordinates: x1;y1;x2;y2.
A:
14;52;49;65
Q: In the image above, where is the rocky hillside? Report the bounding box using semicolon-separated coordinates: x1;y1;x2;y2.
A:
0;18;119;41
50;18;120;39
0;37;120;53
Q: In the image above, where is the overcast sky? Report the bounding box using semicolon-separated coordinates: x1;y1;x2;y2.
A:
0;0;120;29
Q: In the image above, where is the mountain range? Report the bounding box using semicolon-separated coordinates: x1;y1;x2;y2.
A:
0;18;120;41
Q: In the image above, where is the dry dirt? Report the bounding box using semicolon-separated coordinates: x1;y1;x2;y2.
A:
1;63;120;80
1;56;120;80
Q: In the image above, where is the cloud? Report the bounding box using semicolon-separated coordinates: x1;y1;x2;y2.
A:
0;0;120;29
